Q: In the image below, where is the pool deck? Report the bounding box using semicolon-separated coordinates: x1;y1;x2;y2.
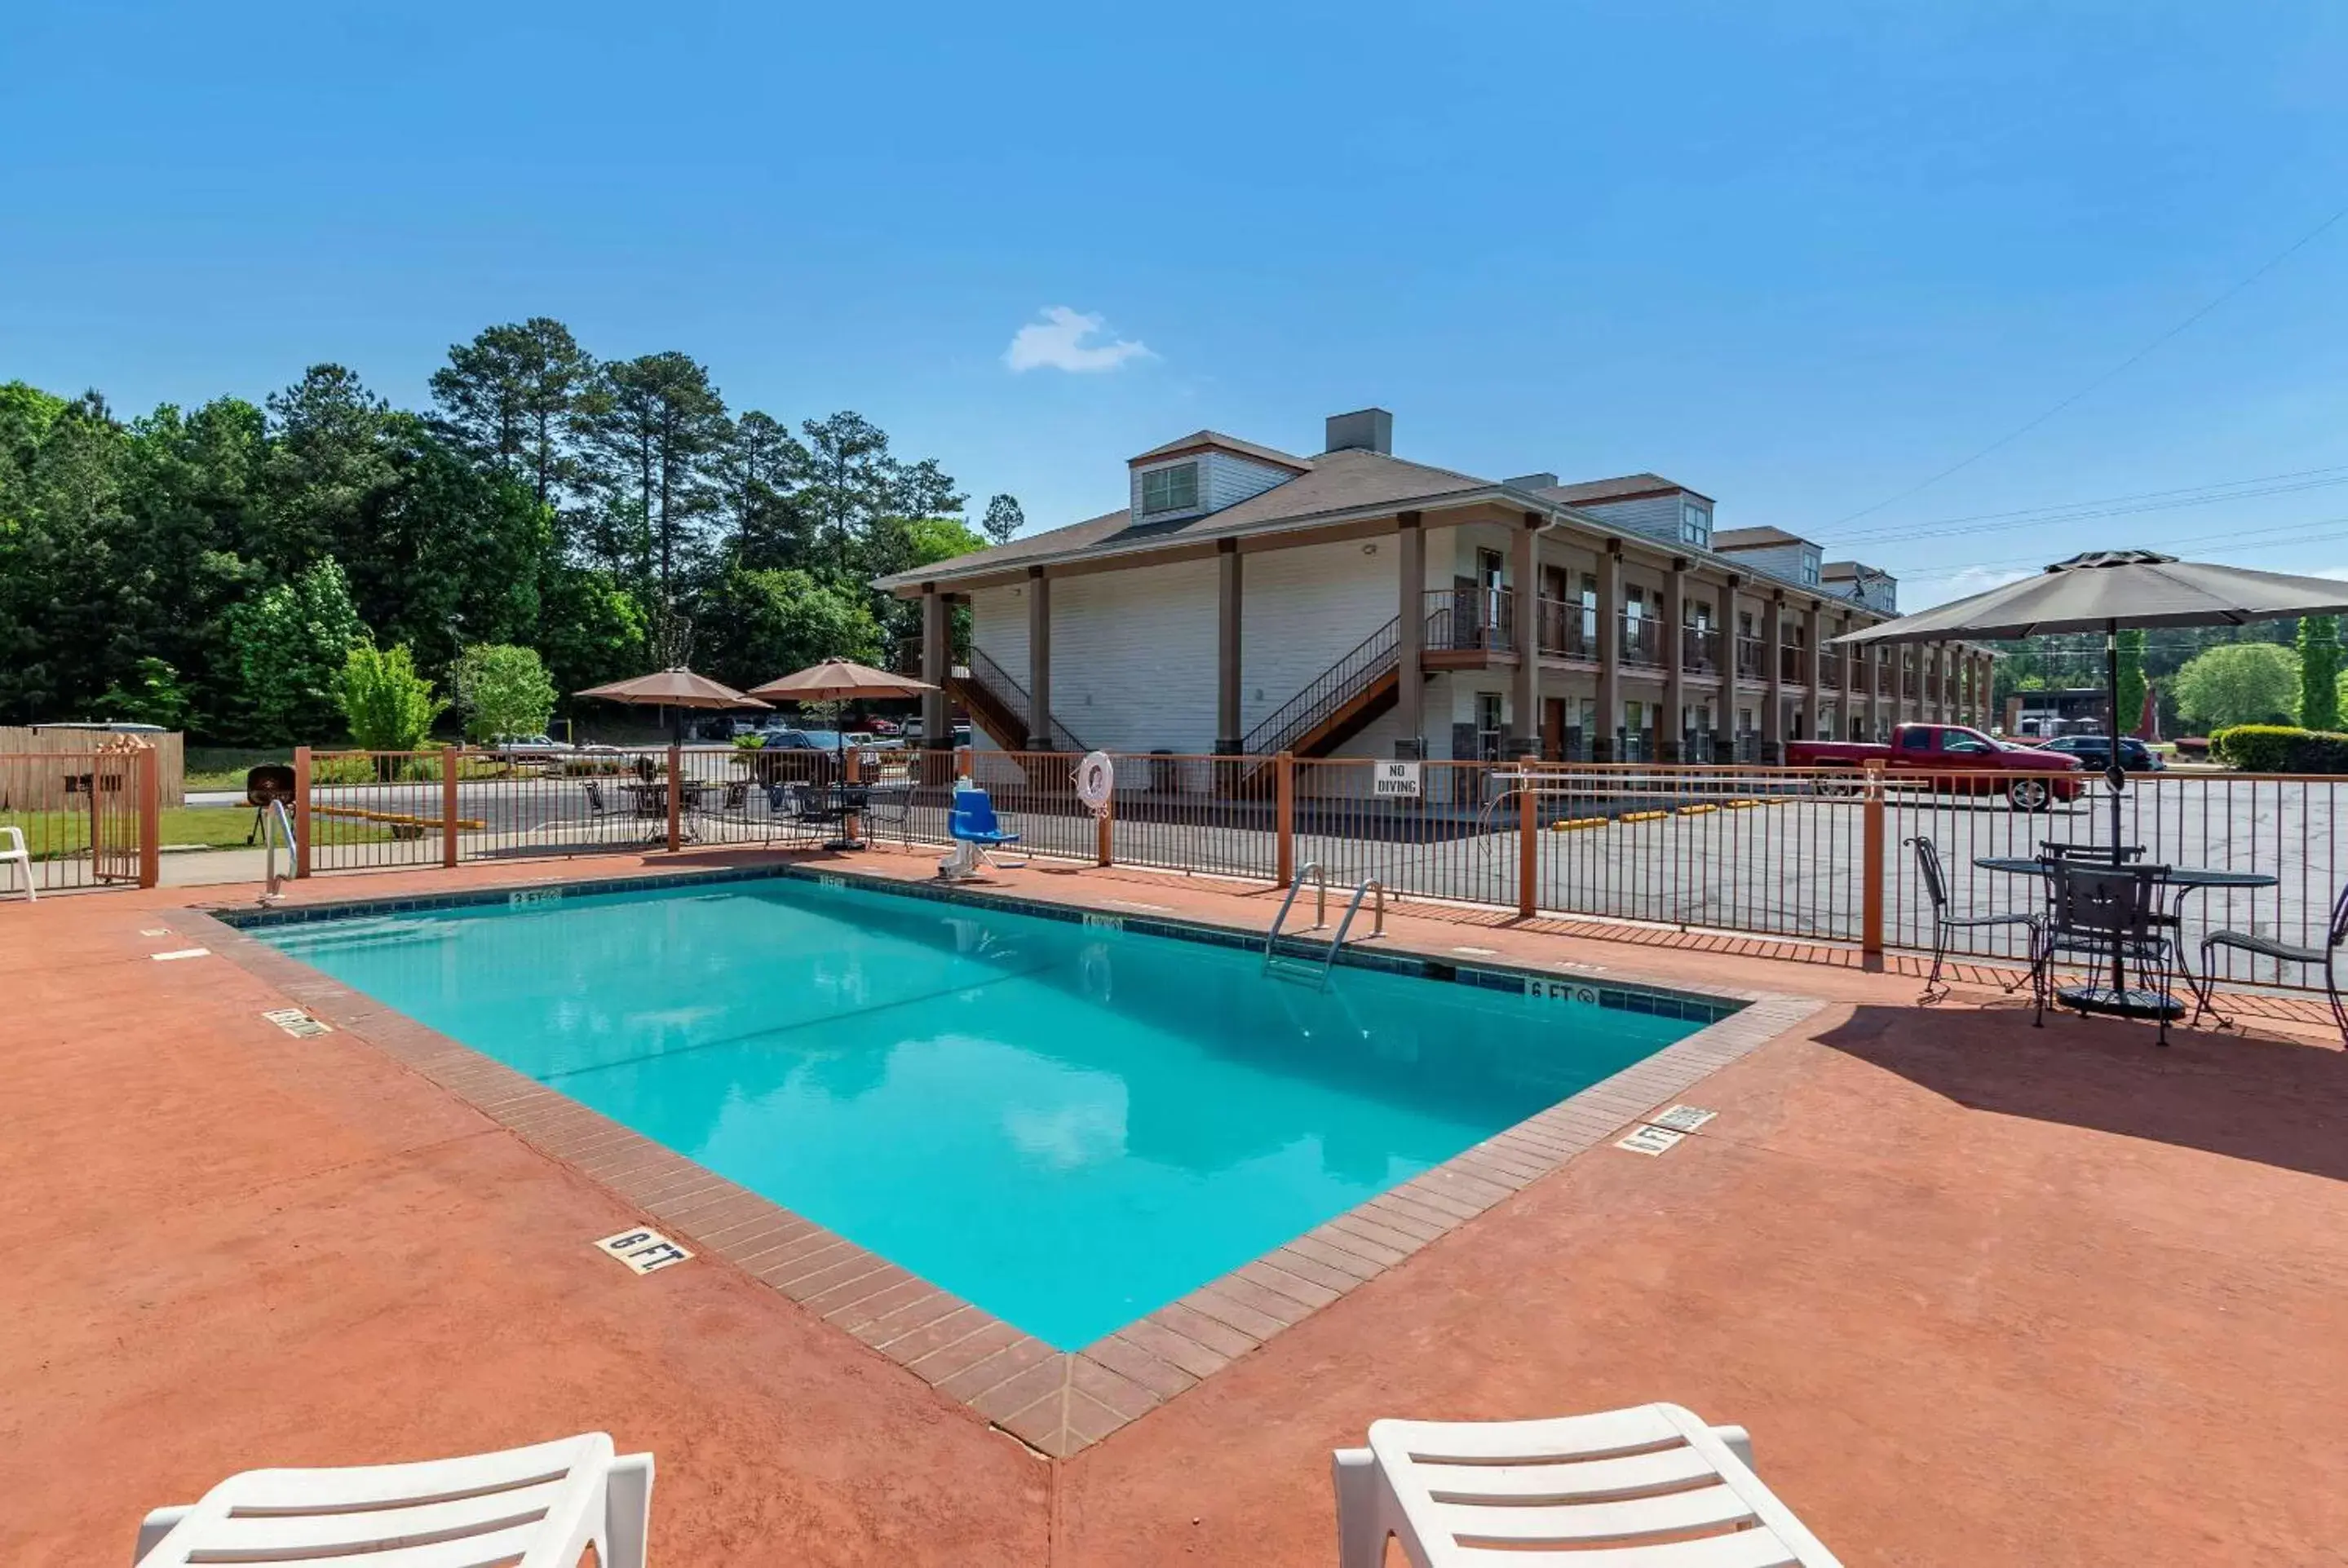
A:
8;846;2348;1564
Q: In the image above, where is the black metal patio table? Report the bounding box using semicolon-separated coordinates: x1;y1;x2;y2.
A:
1973;856;2278;1019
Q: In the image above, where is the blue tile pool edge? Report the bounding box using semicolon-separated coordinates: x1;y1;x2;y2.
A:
208;859;1752;1027
186;870;1826;1460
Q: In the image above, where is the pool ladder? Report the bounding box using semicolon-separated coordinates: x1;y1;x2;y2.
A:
1263;862;1385;988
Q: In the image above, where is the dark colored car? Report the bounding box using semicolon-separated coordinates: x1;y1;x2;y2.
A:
2037;735;2164;772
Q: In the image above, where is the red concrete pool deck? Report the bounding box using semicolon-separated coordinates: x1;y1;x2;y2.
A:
6;847;2348;1565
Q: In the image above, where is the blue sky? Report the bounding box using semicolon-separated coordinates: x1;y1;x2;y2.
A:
8;2;2348;606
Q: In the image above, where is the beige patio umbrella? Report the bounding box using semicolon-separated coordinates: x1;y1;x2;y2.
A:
745;659;938;702
574;668;768;742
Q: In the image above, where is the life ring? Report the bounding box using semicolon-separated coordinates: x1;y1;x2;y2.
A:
1074;751;1115;815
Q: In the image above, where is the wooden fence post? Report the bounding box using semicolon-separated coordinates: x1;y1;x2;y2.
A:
1096;793;1112;868
1275;751;1295;887
292;746;312;878
666;744;683;853
441;746;461;870
137;744;161;890
1861;760;1886;965
1518;768;1538;919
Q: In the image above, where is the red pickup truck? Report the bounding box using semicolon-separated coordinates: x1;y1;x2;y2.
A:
1786;723;2085;811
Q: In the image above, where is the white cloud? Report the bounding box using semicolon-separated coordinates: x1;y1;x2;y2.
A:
1912;565;2034;611
1003;307;1153;373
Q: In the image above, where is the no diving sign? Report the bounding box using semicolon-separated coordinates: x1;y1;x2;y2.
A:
1373;761;1422;797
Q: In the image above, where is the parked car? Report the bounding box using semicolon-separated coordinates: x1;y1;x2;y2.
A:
758;727;845;753
489;733;572;760
864;718;902;735
843;730;905;752
2032;734;2164;772
1786;722;2086;811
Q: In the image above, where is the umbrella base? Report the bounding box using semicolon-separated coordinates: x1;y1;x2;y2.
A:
2056;983;2183;1021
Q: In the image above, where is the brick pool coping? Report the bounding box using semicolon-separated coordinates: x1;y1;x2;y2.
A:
183;864;1824;1460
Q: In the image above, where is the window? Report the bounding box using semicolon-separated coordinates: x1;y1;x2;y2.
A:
1899;728;1934;752
1680;502;1710;546
1801;549;1821;586
1941;731;1992;754
1139;462;1200;516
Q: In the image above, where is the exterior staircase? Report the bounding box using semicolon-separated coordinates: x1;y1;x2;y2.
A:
1242;613;1432;761
950;647;1086;753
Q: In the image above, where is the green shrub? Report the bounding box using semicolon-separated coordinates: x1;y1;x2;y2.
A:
731;733;767;751
2210;724;2348;774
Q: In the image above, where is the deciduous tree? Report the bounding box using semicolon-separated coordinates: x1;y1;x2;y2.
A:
2297;616;2341;731
2173;641;2301;732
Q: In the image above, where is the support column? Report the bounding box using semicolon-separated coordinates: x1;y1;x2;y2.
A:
1216;539;1243;753
1762;592;1784;763
919;585;949;747
1395;511;1426;757
1719;576;1744;762
1025;564;1053;750
1662;557;1687;762
1864;643;1880;740
923;586;956;784
1594;541;1623;762
1510;511;1541;758
1839;617;1859;738
1802;602;1824;746
1981;651;1996;729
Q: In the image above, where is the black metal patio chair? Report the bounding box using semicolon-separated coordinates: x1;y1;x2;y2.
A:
2190;879;2348;1045
2036;860;2178;1043
1908;836;2041;1001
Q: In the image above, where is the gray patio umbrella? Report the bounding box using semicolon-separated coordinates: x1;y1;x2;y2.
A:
1837;550;2348;850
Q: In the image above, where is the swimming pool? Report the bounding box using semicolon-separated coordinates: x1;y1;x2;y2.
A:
261;875;1715;1349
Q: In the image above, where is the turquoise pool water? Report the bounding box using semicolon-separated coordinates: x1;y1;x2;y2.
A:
262;877;1709;1349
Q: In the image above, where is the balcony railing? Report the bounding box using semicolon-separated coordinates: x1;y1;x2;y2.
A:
1682;626;1721;675
1780;644;1806;683
1535;597;1588;659
1620;612;1661;667
1736;635;1765;678
1424;587;1514;652
1820;658;1841;691
1902;674;1919;700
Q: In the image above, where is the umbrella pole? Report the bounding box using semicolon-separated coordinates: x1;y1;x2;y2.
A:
2106;619;2127;998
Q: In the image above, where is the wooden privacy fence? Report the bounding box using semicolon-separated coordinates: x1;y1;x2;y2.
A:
0;739;162;892
0;727;184;808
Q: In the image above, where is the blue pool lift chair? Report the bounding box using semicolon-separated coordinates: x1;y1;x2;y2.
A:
940;785;1027;878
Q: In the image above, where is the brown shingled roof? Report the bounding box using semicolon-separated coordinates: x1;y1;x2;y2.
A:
875;447;1506;589
1712;525;1812;550
1127;430;1312;471
1534;472;1716;506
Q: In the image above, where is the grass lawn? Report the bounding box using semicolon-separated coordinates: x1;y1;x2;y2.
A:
2;806;392;859
184;747;293;790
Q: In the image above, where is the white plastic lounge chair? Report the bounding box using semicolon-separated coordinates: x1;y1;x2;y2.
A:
131;1432;652;1567
2;825;33;902
1333;1402;1840;1567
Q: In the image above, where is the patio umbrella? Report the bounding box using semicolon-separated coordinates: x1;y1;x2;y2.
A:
573;668;768;742
1837;550;2348;850
745;659;938;703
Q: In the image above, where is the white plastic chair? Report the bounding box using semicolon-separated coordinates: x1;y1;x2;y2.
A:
2;824;33;902
1333;1402;1840;1567
131;1432;652;1567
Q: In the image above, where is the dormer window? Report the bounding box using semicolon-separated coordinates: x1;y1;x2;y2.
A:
1801;548;1821;586
1140;462;1200;516
1679;502;1710;547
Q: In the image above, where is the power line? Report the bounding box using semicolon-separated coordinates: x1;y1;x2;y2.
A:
1895;513;2348;582
1830;465;2348;549
1821;199;2348;532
